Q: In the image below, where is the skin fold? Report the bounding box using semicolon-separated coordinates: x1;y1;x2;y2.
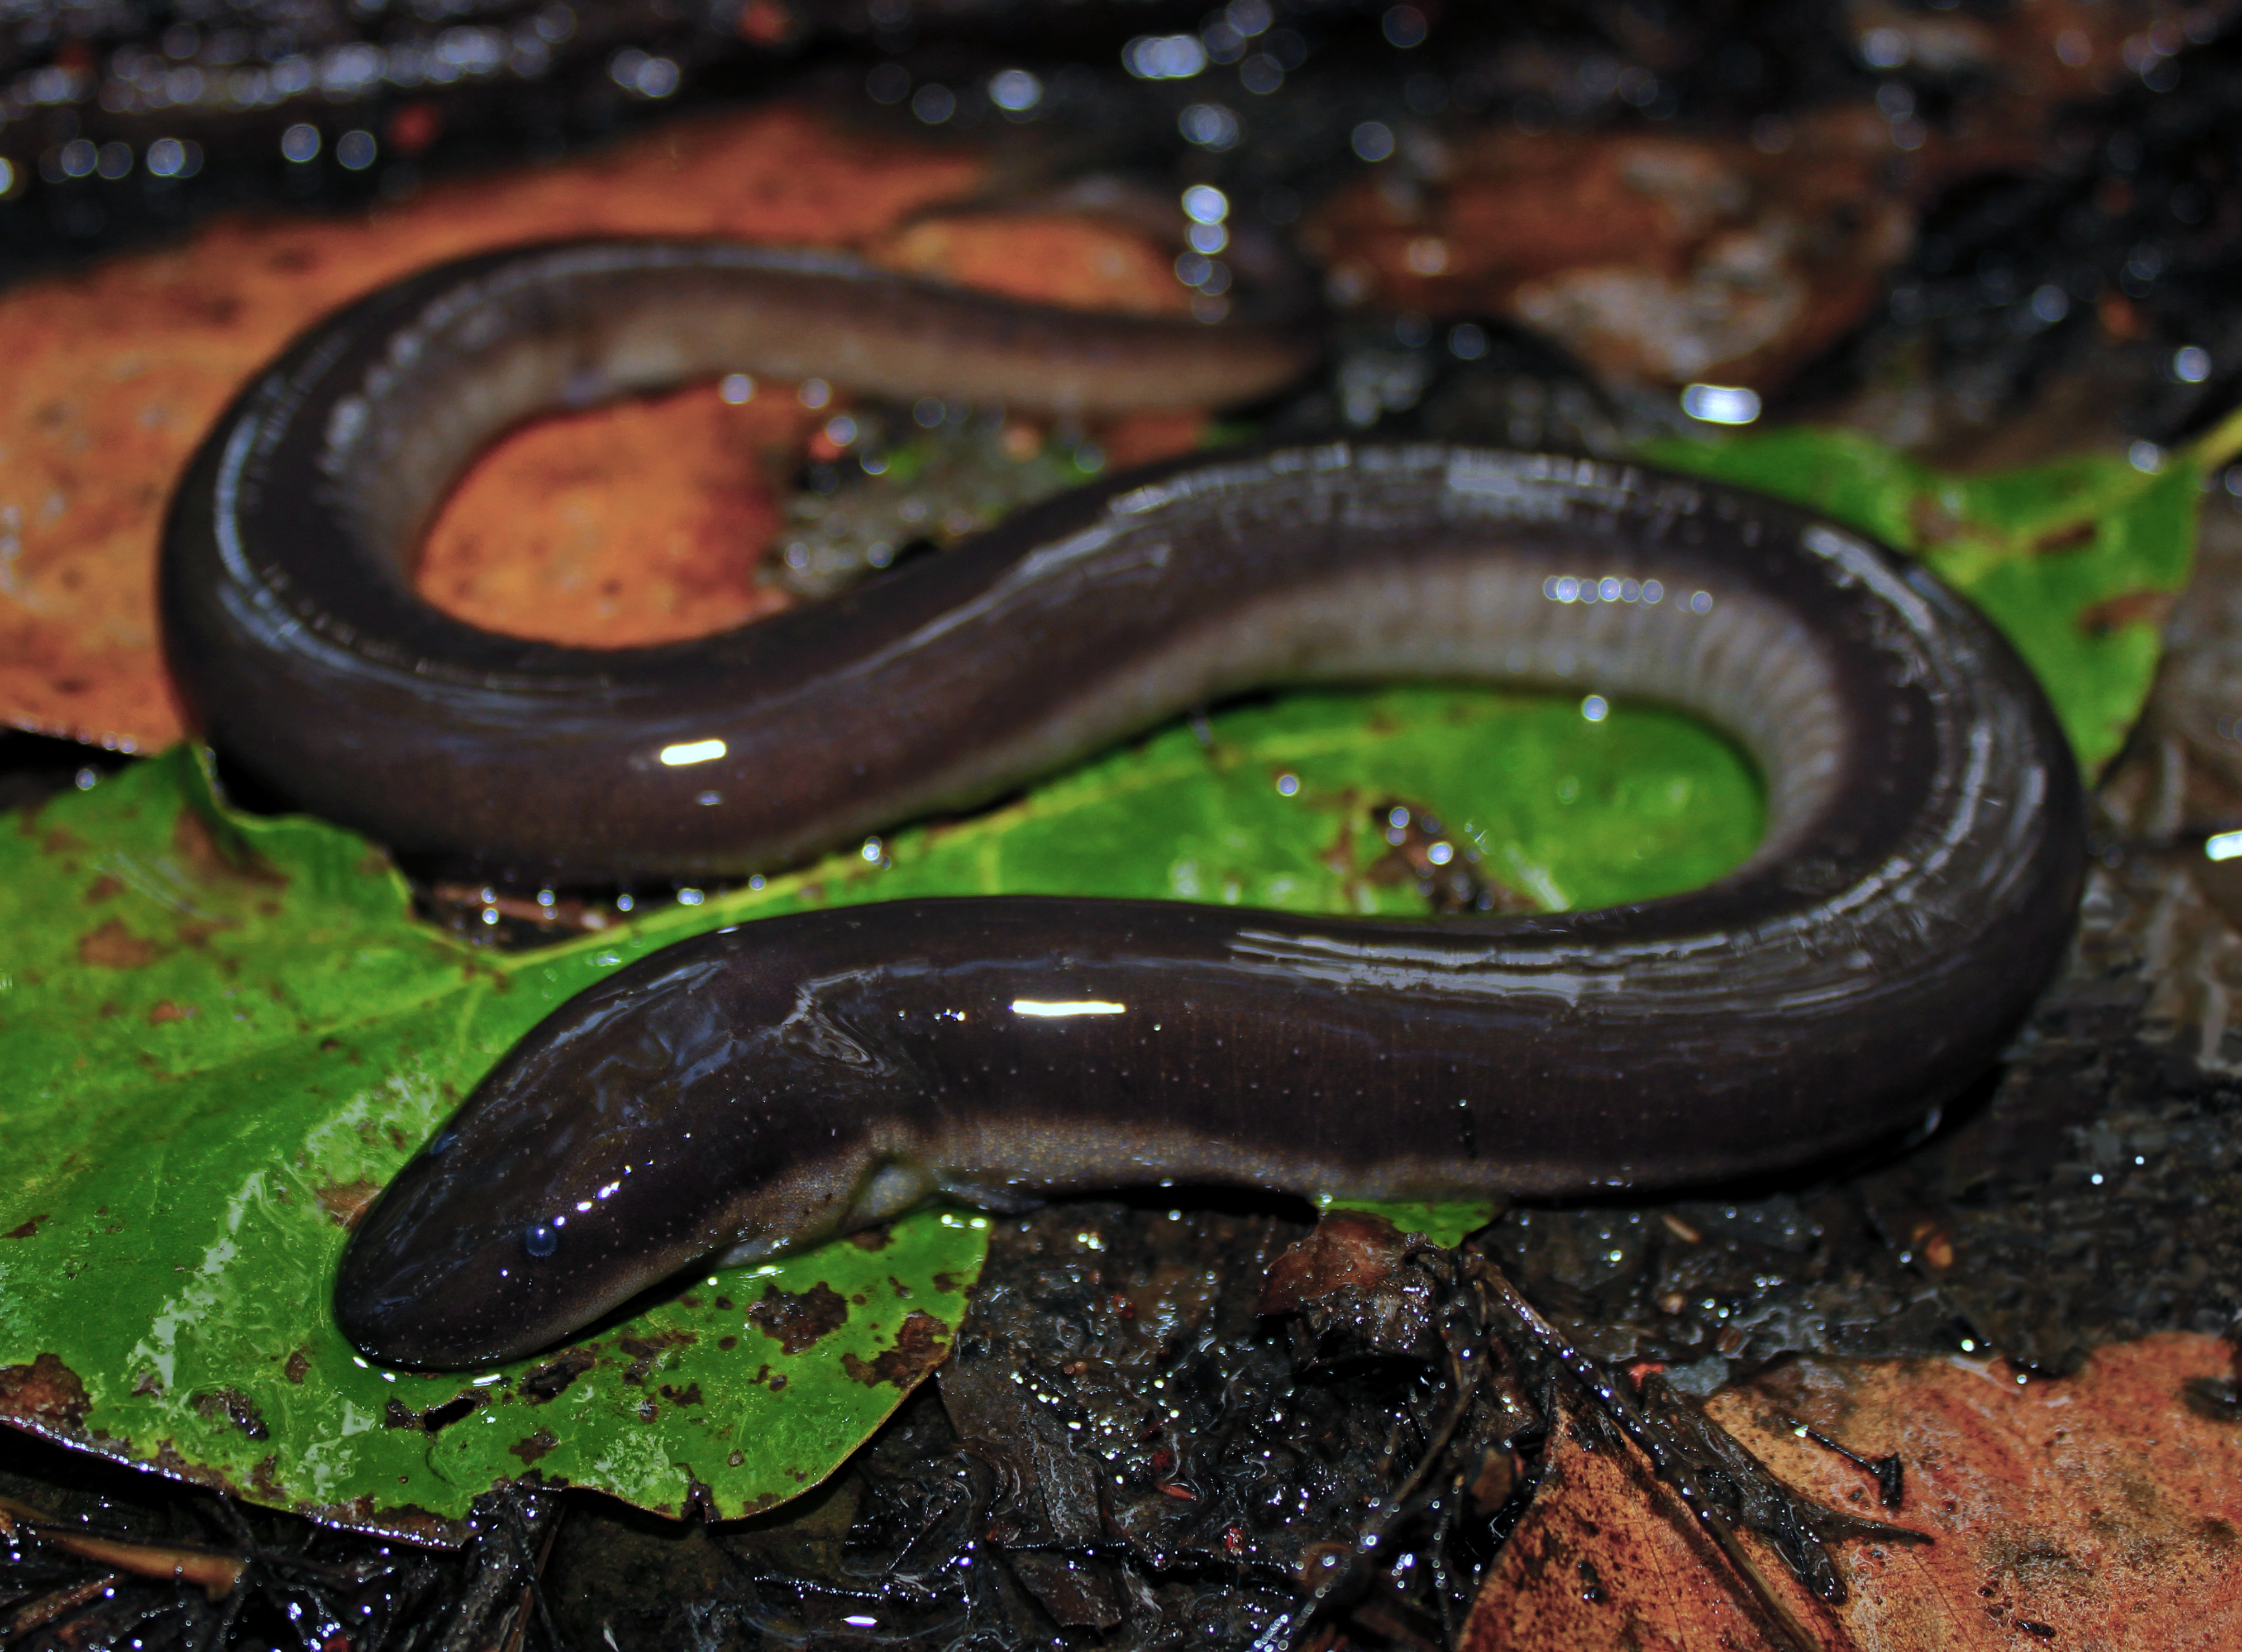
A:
158;241;2086;1368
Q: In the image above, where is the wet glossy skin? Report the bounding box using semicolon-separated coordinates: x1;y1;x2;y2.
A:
159;242;2086;1369
159;241;1315;880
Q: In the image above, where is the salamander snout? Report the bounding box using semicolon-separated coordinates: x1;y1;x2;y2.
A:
334;1097;728;1369
335;1146;647;1368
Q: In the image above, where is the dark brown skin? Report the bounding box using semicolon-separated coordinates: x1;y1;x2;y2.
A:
158;242;2086;1369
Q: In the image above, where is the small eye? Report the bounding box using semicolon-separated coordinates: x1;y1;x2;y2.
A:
525;1224;558;1259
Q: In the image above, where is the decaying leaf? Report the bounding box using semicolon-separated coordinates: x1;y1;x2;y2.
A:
0;101;1196;748
1465;1333;2242;1650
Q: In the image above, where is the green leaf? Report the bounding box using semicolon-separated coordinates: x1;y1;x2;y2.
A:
3;423;2206;1527
0;686;1756;1531
1642;426;2203;775
1315;1195;1496;1251
0;752;989;1536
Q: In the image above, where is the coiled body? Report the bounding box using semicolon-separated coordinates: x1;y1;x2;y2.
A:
158;242;2084;1368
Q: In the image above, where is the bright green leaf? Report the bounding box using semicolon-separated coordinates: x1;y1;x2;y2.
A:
0;686;1756;1531
1316;1194;1497;1251
1643;426;2202;774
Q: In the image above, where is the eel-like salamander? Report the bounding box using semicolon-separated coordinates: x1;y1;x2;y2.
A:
159;240;2086;1369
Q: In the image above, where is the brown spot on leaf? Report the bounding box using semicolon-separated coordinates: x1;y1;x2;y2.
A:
150;1441;194;1479
283;1348;312;1385
2033;519;2099;554
750;1281;849;1354
315;1179;380;1229
190;1386;268;1441
0;1353;91;1430
170;806;283;889
659;1382;705;1407
848;1225;894;1251
1359;796;1524;915
510;1428;559;1465
2079;590;2177;638
617;1330;695;1386
4;1214;50;1240
83;874;121;904
1909;495;1966;547
78;919;159;968
146;1000;195;1025
841;1310;953;1388
174;920;230;950
384;1391;483;1431
519;1347;597;1403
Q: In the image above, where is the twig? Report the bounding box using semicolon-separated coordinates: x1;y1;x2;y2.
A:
3;1571;124;1639
1463;1253;1830;1652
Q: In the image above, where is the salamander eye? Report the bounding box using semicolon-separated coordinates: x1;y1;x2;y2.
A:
524;1223;559;1259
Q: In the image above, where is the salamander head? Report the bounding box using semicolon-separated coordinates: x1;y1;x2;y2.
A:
332;1117;727;1368
333;942;886;1368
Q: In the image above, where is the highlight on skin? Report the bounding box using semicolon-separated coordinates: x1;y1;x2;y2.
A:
156;241;2088;1368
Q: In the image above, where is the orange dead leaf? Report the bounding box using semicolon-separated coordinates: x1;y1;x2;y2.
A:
0;103;981;751
1464;1333;2242;1651
1;102;1205;739
1459;1391;1823;1652
417;383;812;648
